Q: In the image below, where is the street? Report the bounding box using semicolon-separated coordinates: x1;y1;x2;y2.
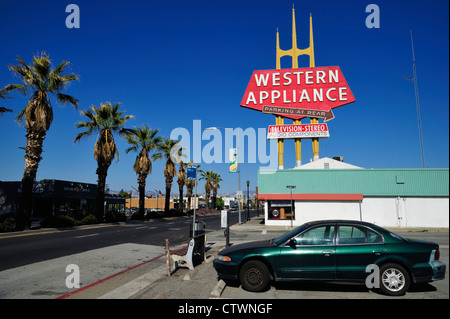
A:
0;212;238;298
0;212;239;271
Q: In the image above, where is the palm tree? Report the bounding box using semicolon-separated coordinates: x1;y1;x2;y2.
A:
211;172;223;209
199;170;214;209
125;125;162;219
159;138;181;214
2;52;78;230
74;102;133;221
177;160;193;213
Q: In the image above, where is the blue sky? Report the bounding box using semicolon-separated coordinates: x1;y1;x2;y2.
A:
0;0;448;195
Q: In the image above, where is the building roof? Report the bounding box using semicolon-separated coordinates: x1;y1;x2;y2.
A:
258;168;449;198
295;157;362;169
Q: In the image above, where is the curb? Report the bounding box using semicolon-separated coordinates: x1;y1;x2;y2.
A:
210;279;226;298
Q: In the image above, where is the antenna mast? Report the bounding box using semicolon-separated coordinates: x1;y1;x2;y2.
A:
410;31;425;168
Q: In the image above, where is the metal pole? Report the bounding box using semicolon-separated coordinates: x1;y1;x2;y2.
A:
290;189;293;228
246;180;250;221
192;168;198;237
226;210;230;247
286;185;296;228
165;238;171;277
410;31;425;168
237;130;242;224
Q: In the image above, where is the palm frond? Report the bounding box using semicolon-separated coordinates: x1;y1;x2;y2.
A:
0;107;13;114
7;52;78;112
1;84;27;97
74;101;134;164
56;93;79;108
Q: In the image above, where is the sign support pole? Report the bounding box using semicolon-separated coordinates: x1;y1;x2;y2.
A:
276;8;318;168
192;168;198;236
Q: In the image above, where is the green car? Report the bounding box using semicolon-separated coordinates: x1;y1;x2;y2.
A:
213;220;446;296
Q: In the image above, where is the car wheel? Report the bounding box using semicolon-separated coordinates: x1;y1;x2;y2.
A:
239;260;270;292
379;263;410;296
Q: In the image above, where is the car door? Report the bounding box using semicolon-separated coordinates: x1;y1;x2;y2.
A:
276;224;336;280
335;224;385;281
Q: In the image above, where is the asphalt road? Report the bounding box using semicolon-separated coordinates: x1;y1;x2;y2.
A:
0;212;239;272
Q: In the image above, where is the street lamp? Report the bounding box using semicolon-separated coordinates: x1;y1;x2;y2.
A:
205;126;242;224
286;185;296;228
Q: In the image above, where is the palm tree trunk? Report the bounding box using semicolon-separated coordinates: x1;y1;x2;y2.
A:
164;182;171;214
137;174;146;219
206;193;211;209
178;183;184;213
212;189;217;210
95;162;109;222
17;129;46;230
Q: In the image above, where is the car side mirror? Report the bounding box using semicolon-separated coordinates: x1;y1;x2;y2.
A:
289;238;297;249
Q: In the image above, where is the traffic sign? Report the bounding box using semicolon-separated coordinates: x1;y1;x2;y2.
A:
186;165;197;180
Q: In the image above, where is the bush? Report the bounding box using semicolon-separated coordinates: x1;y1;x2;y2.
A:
105;211;127;223
144;210;164;220
40;215;78;228
79;214;98;225
0;217;16;233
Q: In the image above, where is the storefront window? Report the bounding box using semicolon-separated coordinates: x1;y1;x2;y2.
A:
268;200;295;220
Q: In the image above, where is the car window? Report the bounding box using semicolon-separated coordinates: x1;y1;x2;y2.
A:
295;225;335;246
273;223;310;245
338;225;383;245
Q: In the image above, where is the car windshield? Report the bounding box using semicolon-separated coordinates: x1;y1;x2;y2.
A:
272;223;310;245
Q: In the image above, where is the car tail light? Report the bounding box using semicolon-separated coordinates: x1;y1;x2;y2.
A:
434;249;440;261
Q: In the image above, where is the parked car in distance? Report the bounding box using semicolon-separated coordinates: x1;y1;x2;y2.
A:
213;220;446;296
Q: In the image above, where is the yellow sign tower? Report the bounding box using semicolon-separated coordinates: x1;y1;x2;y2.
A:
275;7;318;169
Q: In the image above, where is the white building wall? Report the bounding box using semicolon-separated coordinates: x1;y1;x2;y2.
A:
294;201;361;226
360;197;449;228
265;197;449;228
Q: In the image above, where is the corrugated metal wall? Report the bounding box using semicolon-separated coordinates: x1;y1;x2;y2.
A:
258;168;449;197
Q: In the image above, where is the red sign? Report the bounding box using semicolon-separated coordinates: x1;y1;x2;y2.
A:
267;123;330;139
240;66;355;120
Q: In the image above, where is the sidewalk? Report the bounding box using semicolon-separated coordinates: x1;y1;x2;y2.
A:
132;216;279;299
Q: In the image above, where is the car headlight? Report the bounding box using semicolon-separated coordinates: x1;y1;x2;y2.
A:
216;255;231;262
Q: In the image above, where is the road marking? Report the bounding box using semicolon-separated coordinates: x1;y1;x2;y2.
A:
75;233;99;239
169;228;181;231
0;224;117;240
134;226;148;230
147;226;158;230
